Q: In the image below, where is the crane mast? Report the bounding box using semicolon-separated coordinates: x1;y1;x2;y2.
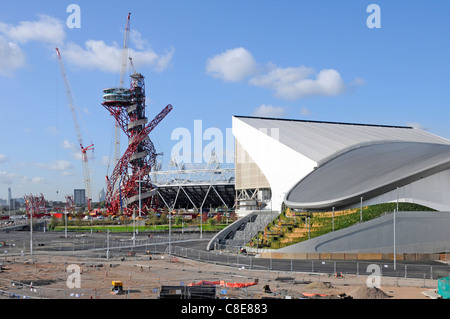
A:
114;12;131;166
120;13;131;88
55;48;94;212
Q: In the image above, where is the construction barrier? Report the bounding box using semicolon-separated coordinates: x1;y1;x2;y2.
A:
438;276;450;299
188;280;257;288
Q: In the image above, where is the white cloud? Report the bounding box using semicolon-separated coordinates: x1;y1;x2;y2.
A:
63;139;82;160
0;15;65;76
0;171;44;185
130;29;148;50
154;47;175;72
0;14;173;77
46;126;58;135
31;177;45;184
206;47;257;82
63;40;174;73
0;154;9;163
35;160;74;171
252;104;286;118
101;155;111;166
300;107;311;116
250;66;346;100
207;47;350;100
406;122;427;130
0;14;65;45
0;35;26;76
350;76;366;87
0;171;19;184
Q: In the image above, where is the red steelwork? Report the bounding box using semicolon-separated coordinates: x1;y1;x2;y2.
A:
102;72;172;216
24;193;48;218
65;194;75;214
101;14;172;216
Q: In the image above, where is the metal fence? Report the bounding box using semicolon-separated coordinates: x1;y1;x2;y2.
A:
166;245;450;281
0;277;163;299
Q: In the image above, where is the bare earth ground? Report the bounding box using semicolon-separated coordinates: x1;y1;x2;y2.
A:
0;253;439;300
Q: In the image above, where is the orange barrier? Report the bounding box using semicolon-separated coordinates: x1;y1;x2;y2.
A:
188;280;257;288
301;293;329;297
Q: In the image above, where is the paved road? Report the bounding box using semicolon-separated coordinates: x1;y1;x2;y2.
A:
1;230;449;280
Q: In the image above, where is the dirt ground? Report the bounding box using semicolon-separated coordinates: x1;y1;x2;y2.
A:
0;253;440;299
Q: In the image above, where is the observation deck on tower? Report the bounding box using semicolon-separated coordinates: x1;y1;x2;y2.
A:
102;88;131;104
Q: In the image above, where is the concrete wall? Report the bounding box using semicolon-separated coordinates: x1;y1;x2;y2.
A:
275;211;450;254
258;252;443;261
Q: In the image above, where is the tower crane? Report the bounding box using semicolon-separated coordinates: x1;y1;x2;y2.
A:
114;12;131;166
55;48;94;212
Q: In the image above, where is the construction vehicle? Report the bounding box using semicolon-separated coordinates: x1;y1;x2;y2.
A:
111;281;124;294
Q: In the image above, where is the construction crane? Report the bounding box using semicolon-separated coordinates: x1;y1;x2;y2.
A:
55;47;94;212
114;12;131;166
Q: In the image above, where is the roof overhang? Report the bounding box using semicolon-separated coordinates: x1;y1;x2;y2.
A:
284;141;450;210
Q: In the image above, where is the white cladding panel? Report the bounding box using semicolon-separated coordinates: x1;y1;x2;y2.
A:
233;117;316;212
233;116;450;212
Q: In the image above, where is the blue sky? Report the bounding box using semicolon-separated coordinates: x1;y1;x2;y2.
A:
1;1;450;202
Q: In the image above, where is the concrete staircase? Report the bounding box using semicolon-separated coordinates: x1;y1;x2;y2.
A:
207;210;279;251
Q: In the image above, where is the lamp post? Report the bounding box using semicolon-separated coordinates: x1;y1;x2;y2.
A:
30;212;33;258
106;229;110;259
360;197;363;222
133;207;136;247
394;208;397;271
394;187;399;271
137;179;142;218
168;209;172;261
332;207;335;231
64;211;67;239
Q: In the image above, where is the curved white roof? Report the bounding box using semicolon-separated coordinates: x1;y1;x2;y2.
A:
235;116;450;164
284;141;450;210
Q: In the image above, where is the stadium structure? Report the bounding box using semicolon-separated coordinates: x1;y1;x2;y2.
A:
151;152;235;212
207;115;450;254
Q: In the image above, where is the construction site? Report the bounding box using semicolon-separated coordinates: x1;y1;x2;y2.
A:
1;13;450;306
0;230;445;300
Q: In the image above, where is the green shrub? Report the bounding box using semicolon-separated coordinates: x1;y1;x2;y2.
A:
251;202;434;249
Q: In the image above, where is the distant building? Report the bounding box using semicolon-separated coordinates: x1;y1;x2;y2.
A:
8;187;11;208
98;188;105;202
74;189;86;206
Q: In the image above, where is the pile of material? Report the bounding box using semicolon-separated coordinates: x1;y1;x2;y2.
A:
350;285;390;299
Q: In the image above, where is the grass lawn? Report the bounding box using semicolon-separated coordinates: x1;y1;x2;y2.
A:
53;223;227;233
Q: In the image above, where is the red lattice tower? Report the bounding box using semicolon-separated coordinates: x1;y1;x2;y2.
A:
102;72;172;216
65;194;75;214
24;193;48;218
